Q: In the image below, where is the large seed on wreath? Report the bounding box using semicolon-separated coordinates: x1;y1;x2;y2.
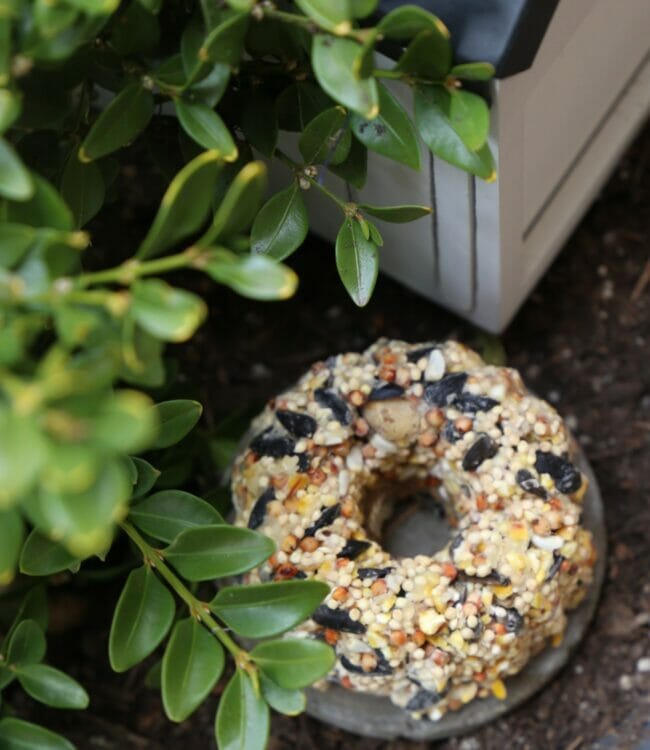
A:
363;398;420;444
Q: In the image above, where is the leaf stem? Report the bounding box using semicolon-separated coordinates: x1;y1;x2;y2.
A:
274;148;348;211
119;521;245;661
77;247;202;288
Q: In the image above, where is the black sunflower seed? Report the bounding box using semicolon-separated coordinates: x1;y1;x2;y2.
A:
276;409;317;438
312;605;366;634
368;383;405;401
449;534;464;560
516;468;548;498
503;607;524;633
304;503;341;537
406;688;442;712
314;388;352;425
407;345;437;363
373;649;393;675
340;655;364;674
453;394;499;413
250;427;296;458
441;421;462;443
337;539;371;559
296;452;311;472
423;372;468;406
546;551;564;581
247;487;275;529
357;566;394;579
340;650;392;676
535;451;581;493
462;434;498;471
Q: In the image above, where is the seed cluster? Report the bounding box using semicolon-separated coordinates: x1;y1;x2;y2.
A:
232;340;596;720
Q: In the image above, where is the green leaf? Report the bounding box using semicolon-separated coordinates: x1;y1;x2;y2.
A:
199;161;267;245
144;659;162;689
19;531;79;576
225;0;255;9
132;279;207;343
251;638;335;689
451;62;496;81
378;5;449;39
200;13;249;67
0;409;49;510
175;99;237;159
8;586;49;638
16;664;89;709
165;525;275;581
60;153;105;228
276;82;332;132
0;508;24;584
0;223;35;267
6;173;74;230
92;390;157;454
130;457;160;499
414;85;496;180
250;184;308;262
447;89;490;151
360;203;432;223
396;26;451;79
0;719;75;750
259;673;306;716
210;580;328;638
241;89;278;158
299;106;350;165
108;565;175;673
329;135;367;189
137;150;222;259
5;620;46;667
335;217;378;306
350;0;377;17
294;0;351;33
202;248;298;301
150;399;202;450
79;83;154;162
161;618;224;722
351;83;420;169
215;669;269;750
312;35;379;118
0;138;34;201
130;490;224;543
0;88;21;133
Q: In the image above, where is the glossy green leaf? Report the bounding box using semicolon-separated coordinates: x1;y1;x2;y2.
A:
202;248;298;300
259;673;306;716
0;508;24;583
150;399;202;450
294;0;351;33
79;83;154;162
132;279;207;343
329;135;367;189
250;183;308;262
351;83;420;169
396;27;451;79
130;490;224;543
299;106;350;165
378;4;449;39
0;88;21;133
312;36;378;118
215;669;269;750
414;85;496;180
60;153;105;228
175;99;237;159
137;150;222;259
352;31;377;79
109;565;175;672
92;390;157;453
210;580;328;638
251;638;335;689
130;457;161;499
19;531;79;576
165;525;275;581
360;203;432;223
199;161;267;245
0;138;34;201
17;664;89;709
451;62;496;81
350;0;377;17
162;618;224;722
0;719;75;750
335;218;378;307
447;89;490;151
0;409;49;510
5;619;46;666
200;13;249;67
6;173;74;230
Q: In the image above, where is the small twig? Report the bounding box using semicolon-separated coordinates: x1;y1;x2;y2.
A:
630;259;650;302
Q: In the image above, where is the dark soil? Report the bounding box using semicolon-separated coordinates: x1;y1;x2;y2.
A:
10;127;650;750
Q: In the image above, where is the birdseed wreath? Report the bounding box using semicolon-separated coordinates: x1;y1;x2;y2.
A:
231;340;596;720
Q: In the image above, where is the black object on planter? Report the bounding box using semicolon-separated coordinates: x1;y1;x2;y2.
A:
378;0;560;78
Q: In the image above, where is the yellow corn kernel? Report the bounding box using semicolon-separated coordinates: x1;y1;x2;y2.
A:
551;632;564;647
449;631;466;650
508;524;529;542
491;679;507;700
493;584;513;599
